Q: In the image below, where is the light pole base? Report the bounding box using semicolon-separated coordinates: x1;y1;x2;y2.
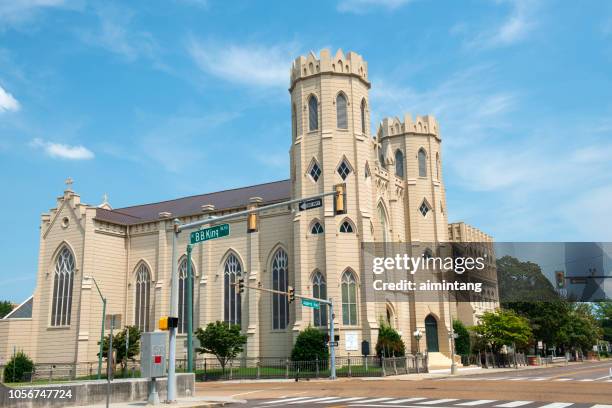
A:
450;363;458;375
148;378;160;405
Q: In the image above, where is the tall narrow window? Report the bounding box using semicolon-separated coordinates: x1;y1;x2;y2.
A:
436;153;440;180
224;253;242;325
377;203;389;242
395;150;404;179
292;104;297;139
312;272;327;327
379;152;386;169
308;95;318;131
361;98;367;134
418;148;427;177
134;263;151;332
272;248;289;330
178;258;195;334
336;93;348;129
51;245;75;326
341;270;358;325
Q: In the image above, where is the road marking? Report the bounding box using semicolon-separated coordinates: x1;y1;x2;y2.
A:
230;390;264;397
537;404;573;408
553;378;572;381
590;405;612;408
456;400;497;406
508;377;528;381
417;399;459;405
484;377;509;381
578;379;594;382
290;397;339;404
494;401;533;407
321;397;367;404
531;377;550;381
356;398;395;404
383;398;428;404
594;376;611;381
262;397;311;404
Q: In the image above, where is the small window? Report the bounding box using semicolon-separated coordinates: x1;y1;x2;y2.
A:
395;150;404;179
419;201;430;217
337;159;352;180
308;96;318;131
311;222;324;234
337;93;348;129
364;163;371;178
292;104;297;139
361;99;367;134
418;148;427;177
340;220;354;233
309;160;321;182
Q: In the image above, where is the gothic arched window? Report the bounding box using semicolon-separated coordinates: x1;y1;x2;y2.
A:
178;258;195;334
312;271;327;327
292;103;297;139
272;248;289;330
361;98;367;134
311;221;324;235
134;263;151;332
377;203;389;242
51;245;75;326
224;253;242;325
308;95;318;131
340;219;355;233
395;149;404;179
337;93;348;129
418;148;427;177
436;152;440;180
341;270;358;325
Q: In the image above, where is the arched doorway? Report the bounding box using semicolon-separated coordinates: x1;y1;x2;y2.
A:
425;315;439;352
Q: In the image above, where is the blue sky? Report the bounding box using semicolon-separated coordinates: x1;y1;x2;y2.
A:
0;0;611;302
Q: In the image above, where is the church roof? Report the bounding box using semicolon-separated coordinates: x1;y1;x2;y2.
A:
3;296;33;319
94;179;291;226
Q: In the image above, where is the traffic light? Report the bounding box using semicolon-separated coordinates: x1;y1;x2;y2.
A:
247;212;258;233
288;286;295;303
238;277;245;293
555;271;565;288
334;183;346;215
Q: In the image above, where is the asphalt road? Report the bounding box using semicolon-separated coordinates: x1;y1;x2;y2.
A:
194;361;612;407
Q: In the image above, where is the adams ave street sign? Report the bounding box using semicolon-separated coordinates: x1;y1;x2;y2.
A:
301;298;320;309
298;198;323;211
190;224;230;245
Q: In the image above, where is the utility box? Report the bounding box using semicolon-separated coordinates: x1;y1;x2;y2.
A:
141;332;167;378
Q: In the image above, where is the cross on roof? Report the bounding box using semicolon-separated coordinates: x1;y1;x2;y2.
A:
65;177;74;189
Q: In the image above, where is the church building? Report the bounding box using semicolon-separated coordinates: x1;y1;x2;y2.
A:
0;50;498;368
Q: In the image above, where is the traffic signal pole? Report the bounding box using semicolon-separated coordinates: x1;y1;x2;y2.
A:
166;219;180;403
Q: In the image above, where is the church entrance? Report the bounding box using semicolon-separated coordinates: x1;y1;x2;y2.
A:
425;315;439;352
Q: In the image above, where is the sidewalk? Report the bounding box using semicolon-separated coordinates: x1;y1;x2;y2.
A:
73;396;246;408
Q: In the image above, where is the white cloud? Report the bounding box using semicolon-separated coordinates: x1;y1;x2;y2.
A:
0;0;72;29
30;138;94;160
466;0;538;50
337;0;413;14
188;39;298;88
0;85;20;112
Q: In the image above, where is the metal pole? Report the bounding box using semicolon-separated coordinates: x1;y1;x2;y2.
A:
167;219;180;403
329;299;336;380
98;298;106;380
106;316;114;408
186;244;193;373
126;326;129;374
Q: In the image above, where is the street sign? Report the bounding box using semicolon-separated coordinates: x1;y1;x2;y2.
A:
190;224;230;244
301;298;320;309
298;198;323;211
328;341;339;347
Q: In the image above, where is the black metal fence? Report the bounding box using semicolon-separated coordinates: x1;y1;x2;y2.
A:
461;352;528;368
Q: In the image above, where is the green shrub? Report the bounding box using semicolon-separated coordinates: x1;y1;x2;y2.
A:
4;351;35;382
453;319;471;356
291;327;328;361
375;322;405;357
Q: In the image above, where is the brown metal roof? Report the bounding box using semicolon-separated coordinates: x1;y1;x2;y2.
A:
95;179;291;226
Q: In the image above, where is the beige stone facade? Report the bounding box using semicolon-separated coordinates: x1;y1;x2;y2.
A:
0;49;497;365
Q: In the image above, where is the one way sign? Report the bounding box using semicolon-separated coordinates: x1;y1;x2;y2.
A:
298;198;323;211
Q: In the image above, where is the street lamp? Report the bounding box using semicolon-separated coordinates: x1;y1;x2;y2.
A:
85;275;107;380
413;329;423;374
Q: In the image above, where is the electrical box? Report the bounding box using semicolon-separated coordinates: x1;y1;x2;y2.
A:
140;332;167;378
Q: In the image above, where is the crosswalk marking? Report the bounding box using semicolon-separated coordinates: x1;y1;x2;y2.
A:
553;378;571;381
289;397;338;404
508;378;527;381
578;379;594;382
355;398;395;404
456;400;497;406
262;397;310;404
494;401;534;407
537;404;573;408
382;398;428;404
590;405;612;408
320;397;366;404
417;399;459;405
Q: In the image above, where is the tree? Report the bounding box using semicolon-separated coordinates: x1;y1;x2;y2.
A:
497;256;560;303
3;351;35;382
97;326;141;372
453;319;470;356
559;303;602;353
505;300;571;350
472;310;532;352
291;326;328;361
0;300;14;318
594;301;612;343
375;322;405;357
195;321;247;372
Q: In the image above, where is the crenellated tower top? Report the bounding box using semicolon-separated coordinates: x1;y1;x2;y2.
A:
377;114;440;140
289;48;370;90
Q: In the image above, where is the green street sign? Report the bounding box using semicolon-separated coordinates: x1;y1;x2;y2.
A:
190;224;230;244
301;298;320;309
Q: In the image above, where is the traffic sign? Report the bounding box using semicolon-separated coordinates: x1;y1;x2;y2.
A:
328;341;339;347
298;198;323;211
301;298;320;309
190;224;230;244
